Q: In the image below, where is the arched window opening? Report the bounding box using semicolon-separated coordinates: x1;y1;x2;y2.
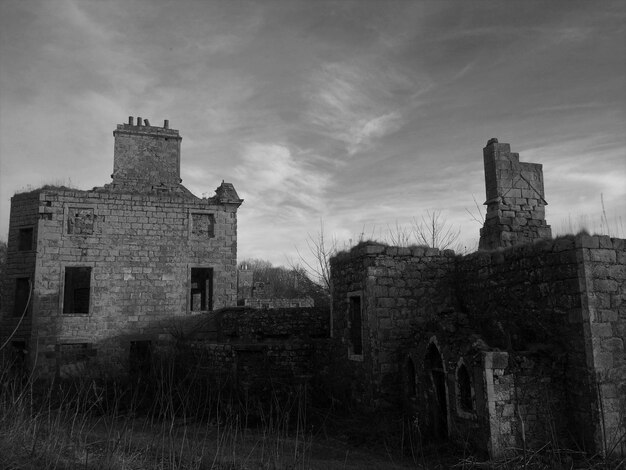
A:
406;357;416;398
424;342;448;440
457;363;473;412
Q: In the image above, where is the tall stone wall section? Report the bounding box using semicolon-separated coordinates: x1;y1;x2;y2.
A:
480;140;551;250
330;243;456;407
457;237;592;450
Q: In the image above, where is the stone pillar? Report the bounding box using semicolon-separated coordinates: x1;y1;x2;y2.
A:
479;138;551;250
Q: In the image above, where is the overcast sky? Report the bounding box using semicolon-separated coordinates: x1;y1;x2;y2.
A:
1;0;625;267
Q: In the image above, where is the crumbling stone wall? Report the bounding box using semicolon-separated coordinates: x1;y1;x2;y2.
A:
479;139;551;250
457;234;625;455
330;234;625;457
457;237;592;451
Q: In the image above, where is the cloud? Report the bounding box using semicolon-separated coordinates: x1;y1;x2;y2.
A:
233;143;330;216
305;61;426;155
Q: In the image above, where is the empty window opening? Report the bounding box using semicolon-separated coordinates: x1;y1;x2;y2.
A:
349;295;362;355
63;267;91;314
18;227;33;251
406;357;417;398
190;268;213;312
457;363;473;412
191;213;215;238
130;340;152;374
14;278;31;317
67;208;94;235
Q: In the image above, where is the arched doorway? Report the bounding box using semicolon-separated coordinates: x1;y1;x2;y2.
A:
424;342;448;440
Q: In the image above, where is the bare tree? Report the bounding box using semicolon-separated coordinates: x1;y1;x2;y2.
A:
412;210;461;250
294;220;337;298
384;221;413;247
465;194;485;226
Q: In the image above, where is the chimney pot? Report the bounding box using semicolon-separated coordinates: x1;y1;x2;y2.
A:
128;116;134;125
164;119;169;129
137;117;142;126
144;118;150;126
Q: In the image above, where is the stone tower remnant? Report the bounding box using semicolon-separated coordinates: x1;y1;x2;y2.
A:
479;138;551;250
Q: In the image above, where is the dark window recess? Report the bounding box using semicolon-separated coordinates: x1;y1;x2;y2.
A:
349;295;362;355
191;213;215;238
14;278;31;317
10;341;27;371
407;358;417;398
190;268;213;312
18;228;33;251
67;208;94;235
63;267;91;314
457;364;473;412
129;340;152;374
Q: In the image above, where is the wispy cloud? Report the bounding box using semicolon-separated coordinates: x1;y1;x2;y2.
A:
305;61;427;155
233;143;330;216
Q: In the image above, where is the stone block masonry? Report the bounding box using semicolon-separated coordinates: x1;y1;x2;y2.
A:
0;117;243;377
330;243;456;407
330;234;626;457
480;139;551;249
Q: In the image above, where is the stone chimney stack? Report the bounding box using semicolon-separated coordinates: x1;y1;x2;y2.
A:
479;138;551;250
111;117;182;190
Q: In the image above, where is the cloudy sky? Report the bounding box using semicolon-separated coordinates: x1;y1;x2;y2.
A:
1;0;625;267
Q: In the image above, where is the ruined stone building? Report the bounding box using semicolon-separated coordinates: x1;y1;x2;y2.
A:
1;125;624;460
1;117;243;376
330;140;625;458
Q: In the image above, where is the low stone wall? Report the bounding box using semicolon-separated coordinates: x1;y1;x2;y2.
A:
216;306;329;342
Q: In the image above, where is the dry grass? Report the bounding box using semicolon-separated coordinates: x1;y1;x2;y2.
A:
1;354;623;470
